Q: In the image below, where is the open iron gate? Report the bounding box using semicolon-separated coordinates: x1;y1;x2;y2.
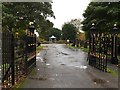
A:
88;24;118;72
2;29;36;89
2;29;14;88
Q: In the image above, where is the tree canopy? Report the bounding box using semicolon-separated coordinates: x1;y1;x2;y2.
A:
62;23;77;41
2;2;55;38
82;2;120;33
69;19;81;31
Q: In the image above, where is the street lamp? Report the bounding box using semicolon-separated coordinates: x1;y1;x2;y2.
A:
90;23;96;52
111;23;118;64
29;22;35;36
90;23;96;33
88;23;96;65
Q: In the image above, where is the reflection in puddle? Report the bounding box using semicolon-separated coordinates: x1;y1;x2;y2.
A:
55;74;58;76
36;57;41;59
36;57;44;62
93;78;106;84
46;63;51;66
74;65;87;69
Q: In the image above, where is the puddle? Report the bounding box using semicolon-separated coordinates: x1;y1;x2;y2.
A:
36;57;44;62
61;63;65;65
46;64;51;66
81;66;87;69
49;78;55;81
41;58;44;63
61;52;69;55
55;74;58;76
74;65;87;69
36;57;41;59
93;78;106;84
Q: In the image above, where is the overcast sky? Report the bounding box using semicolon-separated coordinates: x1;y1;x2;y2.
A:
48;0;91;30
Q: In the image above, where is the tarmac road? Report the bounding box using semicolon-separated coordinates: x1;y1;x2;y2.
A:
21;44;118;88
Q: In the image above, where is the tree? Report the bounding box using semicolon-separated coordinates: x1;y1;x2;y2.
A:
38;19;54;40
82;2;120;38
62;23;77;42
2;2;55;38
48;28;62;41
69;19;81;32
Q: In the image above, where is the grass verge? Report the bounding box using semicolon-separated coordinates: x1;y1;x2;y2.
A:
66;44;89;52
107;68;118;77
80;47;89;52
13;68;37;89
36;45;44;54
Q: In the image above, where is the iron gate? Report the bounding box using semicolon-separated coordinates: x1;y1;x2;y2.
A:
14;34;26;86
88;24;118;72
2;29;14;88
2;28;36;89
25;36;36;73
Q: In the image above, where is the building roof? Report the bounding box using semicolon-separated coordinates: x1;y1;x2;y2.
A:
50;35;56;39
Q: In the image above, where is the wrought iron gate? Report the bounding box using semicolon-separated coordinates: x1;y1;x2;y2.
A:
2;28;36;89
2;29;14;88
88;24;118;72
25;36;36;73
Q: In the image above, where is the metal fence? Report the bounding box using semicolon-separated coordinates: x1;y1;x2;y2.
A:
2;29;36;89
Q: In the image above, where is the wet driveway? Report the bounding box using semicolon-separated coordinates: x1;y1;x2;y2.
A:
21;44;118;88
